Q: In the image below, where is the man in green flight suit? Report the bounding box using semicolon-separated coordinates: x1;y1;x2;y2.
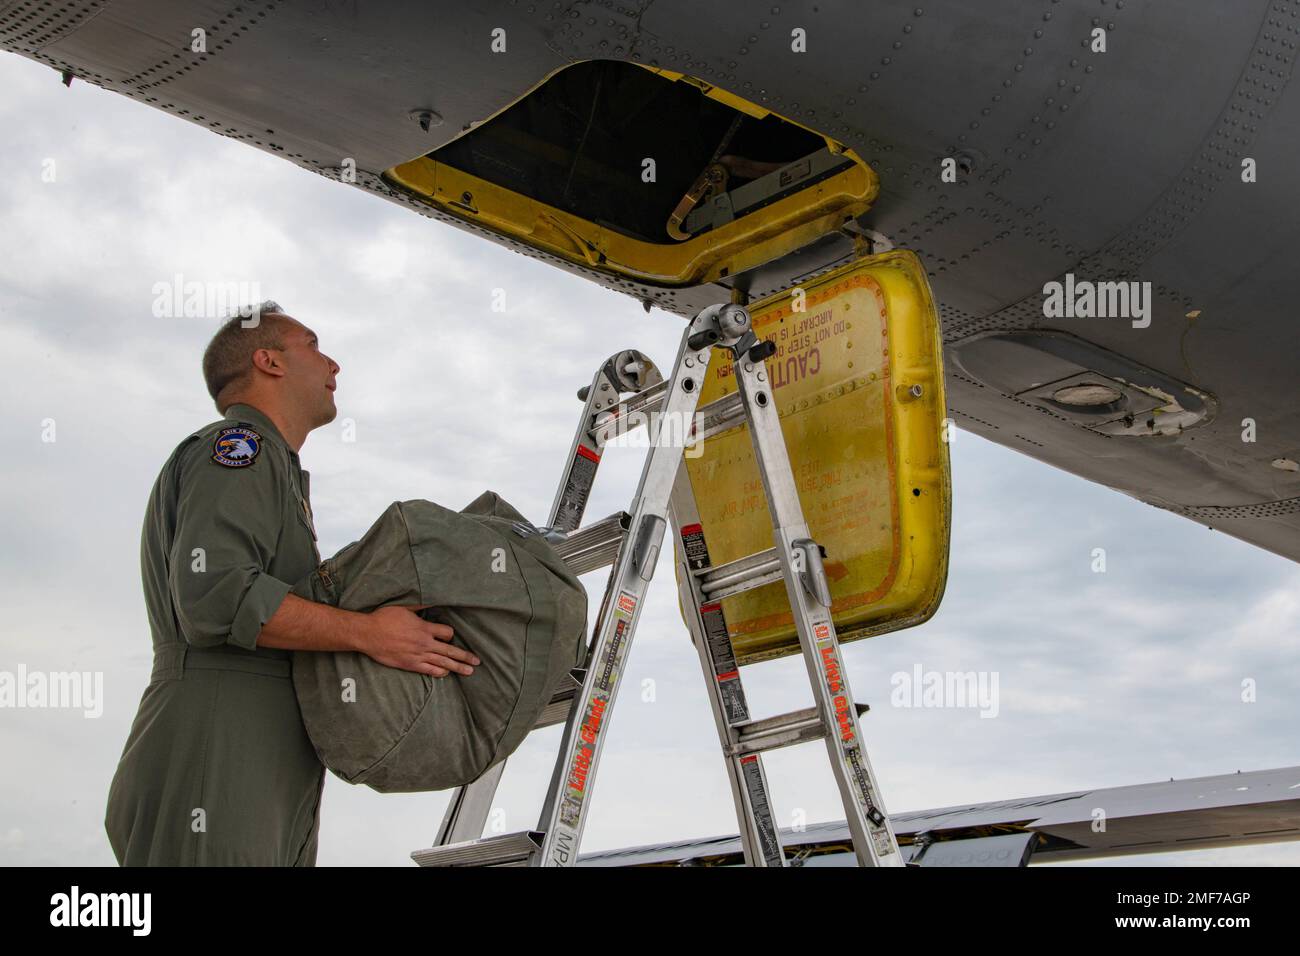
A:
105;302;482;866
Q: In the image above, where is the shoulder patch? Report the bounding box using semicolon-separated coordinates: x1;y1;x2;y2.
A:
212;426;262;468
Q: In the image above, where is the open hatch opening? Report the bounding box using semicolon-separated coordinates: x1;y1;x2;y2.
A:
384;60;877;287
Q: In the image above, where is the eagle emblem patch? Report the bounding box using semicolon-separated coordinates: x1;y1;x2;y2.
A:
212;427;262;467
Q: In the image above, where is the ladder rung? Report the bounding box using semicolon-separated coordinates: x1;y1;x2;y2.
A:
533;675;581;729
696;547;782;600
553;511;630;576
694;390;746;441
411;830;542;867
732;703;871;756
591;386;747;447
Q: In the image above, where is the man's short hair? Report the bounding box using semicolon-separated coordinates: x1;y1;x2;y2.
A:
202;301;292;409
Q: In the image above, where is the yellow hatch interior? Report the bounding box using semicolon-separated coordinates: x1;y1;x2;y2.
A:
383;60;877;286
676;250;951;665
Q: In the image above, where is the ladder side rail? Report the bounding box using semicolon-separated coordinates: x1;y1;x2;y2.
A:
531;310;720;866
731;348;905;867
668;464;787;867
436;360;646;848
547;364;618;533
550;350;666;533
433;761;510;846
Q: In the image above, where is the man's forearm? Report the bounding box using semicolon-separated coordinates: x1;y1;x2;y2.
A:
256;592;371;653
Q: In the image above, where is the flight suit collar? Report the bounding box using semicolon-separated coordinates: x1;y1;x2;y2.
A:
224;403;296;459
224;402;318;542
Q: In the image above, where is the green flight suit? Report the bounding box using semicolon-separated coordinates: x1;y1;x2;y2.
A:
105;402;327;866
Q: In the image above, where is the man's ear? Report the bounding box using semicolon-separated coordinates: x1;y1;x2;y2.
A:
251;347;286;378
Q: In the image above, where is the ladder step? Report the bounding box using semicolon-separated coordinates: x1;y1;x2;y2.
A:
732;703;870;756
553;511;630;576
695;547;782;600
533;673;582;729
590;385;747;447
694;390;746;441
411;830;542;867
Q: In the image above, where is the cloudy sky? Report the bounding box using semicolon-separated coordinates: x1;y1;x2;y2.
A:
1;49;1297;867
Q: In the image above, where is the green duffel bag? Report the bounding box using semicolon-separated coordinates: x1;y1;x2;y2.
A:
290;491;587;793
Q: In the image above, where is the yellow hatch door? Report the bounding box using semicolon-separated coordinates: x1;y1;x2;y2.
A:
677;250;951;666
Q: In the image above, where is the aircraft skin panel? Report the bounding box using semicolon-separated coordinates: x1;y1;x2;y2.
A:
4;0;1299;561
901;765;1300;855
570;766;1300;865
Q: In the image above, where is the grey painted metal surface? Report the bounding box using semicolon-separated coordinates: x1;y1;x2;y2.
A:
570;765;1300;865
3;0;1298;561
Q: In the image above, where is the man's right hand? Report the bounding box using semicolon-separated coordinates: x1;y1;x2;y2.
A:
360;604;481;677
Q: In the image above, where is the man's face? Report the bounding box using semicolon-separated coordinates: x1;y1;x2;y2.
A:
271;315;340;426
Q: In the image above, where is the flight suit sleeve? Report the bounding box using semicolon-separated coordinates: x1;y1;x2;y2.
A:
168;436;293;650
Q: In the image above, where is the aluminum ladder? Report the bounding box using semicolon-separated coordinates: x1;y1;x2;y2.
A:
411;302;902;867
